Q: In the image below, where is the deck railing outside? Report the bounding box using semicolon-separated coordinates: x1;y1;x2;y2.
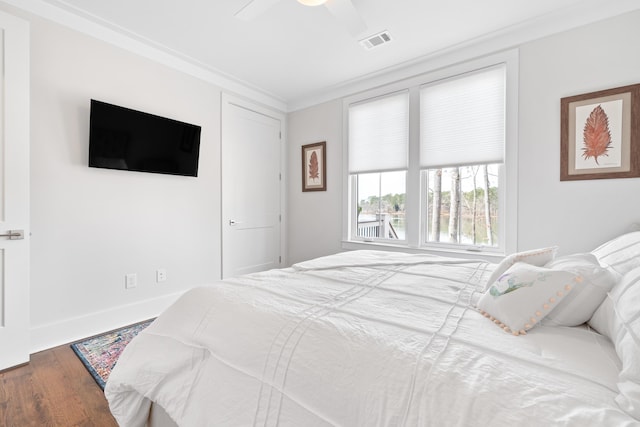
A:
357;213;398;239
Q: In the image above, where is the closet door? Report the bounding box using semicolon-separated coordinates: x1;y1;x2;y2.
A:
221;93;283;278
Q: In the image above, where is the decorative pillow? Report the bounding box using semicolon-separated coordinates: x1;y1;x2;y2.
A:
588;266;640;419
541;253;617;327
485;246;558;289
477;262;579;335
591;231;640;276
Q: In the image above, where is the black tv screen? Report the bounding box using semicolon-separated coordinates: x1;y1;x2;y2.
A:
89;99;201;177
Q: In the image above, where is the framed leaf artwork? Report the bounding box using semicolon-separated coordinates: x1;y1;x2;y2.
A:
302;141;326;192
561;83;640;181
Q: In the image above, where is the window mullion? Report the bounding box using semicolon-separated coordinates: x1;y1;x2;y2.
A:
405;87;421;248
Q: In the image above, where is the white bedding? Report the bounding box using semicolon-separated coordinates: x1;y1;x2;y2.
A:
105;250;639;426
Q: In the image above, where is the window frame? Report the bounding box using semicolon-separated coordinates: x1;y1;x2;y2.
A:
342;50;518;258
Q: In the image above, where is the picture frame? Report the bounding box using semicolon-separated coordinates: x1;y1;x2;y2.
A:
560;83;640;181
301;141;326;192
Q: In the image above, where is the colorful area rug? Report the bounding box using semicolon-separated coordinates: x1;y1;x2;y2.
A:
70;319;153;390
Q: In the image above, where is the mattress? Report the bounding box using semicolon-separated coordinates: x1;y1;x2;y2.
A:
105;250;638;426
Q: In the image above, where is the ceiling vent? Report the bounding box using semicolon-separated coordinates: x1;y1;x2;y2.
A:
359;30;392;50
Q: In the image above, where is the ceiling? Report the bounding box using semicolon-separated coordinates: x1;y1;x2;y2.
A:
11;0;640;110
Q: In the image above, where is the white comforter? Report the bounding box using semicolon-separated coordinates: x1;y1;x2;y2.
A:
105;250;639;426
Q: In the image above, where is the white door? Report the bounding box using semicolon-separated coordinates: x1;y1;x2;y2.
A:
0;11;30;371
221;94;283;279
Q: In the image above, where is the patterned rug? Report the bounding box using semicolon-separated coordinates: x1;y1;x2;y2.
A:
70;319;153;390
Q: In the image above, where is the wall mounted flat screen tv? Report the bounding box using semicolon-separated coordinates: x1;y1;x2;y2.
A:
89;99;201;177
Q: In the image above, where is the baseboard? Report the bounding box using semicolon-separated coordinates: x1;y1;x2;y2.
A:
30;291;185;354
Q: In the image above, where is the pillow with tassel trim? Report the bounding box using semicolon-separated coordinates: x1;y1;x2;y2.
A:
477;262;581;335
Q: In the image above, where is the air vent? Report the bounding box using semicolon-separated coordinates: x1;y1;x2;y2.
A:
359;30;392;50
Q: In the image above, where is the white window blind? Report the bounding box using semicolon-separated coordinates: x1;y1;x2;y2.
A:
420;65;505;169
348;91;409;173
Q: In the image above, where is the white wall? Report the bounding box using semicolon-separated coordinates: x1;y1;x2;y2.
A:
518;10;640;255
10;6;224;351
287;99;343;265
287;9;640;262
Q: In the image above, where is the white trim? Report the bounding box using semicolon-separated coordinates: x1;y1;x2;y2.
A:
504;50;519;254
1;0;287;112
342;50;518;256
30;291;185;353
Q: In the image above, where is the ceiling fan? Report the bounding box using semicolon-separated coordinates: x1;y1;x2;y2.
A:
235;0;367;36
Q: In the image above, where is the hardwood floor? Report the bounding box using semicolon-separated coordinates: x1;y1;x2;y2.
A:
0;344;118;427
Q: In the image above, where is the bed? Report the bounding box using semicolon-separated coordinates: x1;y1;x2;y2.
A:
105;232;640;426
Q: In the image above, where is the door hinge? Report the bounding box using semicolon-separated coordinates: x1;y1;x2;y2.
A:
279;256;282;263
279;214;281;222
279;173;281;181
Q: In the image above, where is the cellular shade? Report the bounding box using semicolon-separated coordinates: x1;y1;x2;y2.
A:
348;91;409;173
420;65;505;169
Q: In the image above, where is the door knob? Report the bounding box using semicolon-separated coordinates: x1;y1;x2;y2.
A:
0;229;24;240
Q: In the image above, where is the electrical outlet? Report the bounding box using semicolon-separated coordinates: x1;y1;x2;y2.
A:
156;269;167;283
125;273;137;289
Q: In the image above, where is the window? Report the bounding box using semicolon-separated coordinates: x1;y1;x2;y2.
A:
344;52;517;254
424;165;500;246
421;65;505;248
356;171;406;240
348;92;408;243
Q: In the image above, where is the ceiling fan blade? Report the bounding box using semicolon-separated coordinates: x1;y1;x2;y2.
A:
235;0;283;21
324;0;367;36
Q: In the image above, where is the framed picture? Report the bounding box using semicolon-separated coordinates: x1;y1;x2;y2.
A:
560;83;640;181
301;141;326;192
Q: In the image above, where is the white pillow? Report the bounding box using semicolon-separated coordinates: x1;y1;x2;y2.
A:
477;262;578;335
485;246;558;289
588;266;640;419
541;253;616;327
591;231;640;276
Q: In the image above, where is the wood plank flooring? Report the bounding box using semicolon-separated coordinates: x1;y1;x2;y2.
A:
0;344;118;427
